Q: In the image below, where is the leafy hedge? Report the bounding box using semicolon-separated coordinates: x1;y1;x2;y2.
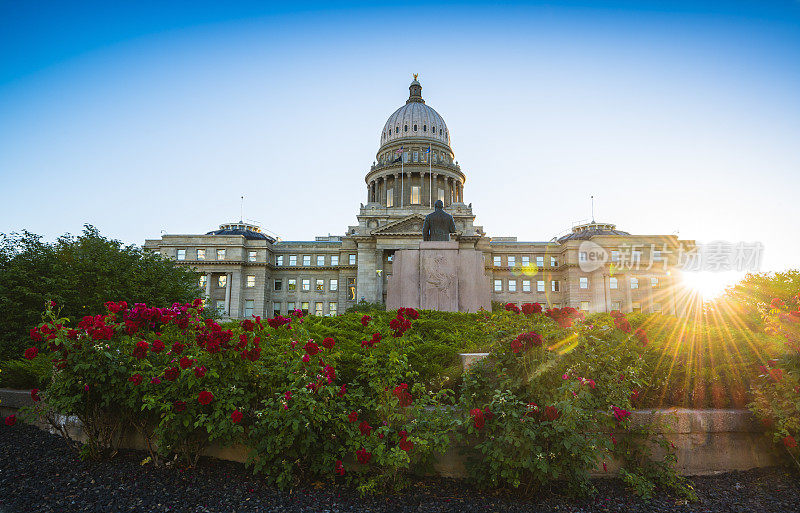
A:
10;300;692;497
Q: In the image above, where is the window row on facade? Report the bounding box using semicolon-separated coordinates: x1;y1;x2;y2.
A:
493;279;561;293
378;149;452;166
382;124;448;139
212;300;341;318
493;255;560;268
502;300;663;314
175;248;357;267
200;275;358;300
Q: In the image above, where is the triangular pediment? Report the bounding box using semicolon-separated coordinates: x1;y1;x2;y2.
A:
371;215;426;236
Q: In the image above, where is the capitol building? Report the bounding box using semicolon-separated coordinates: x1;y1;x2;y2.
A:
145;78;693;318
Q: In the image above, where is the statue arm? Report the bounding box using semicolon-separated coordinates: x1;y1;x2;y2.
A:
448;217;457;234
422;217;431;241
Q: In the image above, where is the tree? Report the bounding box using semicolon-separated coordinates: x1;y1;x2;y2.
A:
0;225;201;360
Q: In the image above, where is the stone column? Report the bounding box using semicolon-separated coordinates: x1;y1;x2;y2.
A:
224;272;232;316
204;272;212;298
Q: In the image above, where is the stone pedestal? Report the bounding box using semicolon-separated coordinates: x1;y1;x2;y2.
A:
386;241;490;312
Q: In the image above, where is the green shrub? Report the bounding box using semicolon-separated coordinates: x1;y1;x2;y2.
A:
0;355;52;389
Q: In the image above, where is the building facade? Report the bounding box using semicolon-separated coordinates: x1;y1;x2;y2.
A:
144;79;693;318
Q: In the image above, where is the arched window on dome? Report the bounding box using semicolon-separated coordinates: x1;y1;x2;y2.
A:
423;125;426;132
404;125;408;132
395;126;399;134
413;124;417;131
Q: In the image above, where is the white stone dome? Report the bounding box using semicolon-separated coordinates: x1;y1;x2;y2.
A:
379;79;450;148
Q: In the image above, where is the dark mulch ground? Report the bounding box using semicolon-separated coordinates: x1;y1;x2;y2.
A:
2;423;800;513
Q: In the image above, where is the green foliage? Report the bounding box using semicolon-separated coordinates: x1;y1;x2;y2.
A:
0;225;201;360
0;355;52;389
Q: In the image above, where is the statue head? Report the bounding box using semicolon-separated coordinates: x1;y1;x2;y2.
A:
434;199;444;210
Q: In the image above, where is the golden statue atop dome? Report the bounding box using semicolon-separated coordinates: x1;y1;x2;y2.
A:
413;73;418;81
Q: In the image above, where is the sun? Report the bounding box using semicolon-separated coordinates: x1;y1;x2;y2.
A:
680;271;743;299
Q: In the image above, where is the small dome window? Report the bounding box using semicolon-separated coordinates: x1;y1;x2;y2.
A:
423;124;427;132
413;124;417;131
404;125;408;132
395;126;399;133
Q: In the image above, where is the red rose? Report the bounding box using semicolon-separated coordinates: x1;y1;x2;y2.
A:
361;315;371;327
783;435;797;448
173;400;187;412
338;384;346;397
231;410;243;424
198;390;214;405
171;342;185;355
770;368;784;382
24;347;38;360
241;319;255;332
194;366;207;378
5;415;16;426
334;459;345;475
771;298;785;309
356;447;372;464
128;374;143;386
544;406;560;421
393;383;413;407
470;408;485;430
164;366;180;381
304;341;320;356
151;339;165;353
132;340;149;359
31;388;41;402
399;438;414;452
322;337;335;349
179;357;194;369
348;411;358;423
359;420;373;436
611;406;632;422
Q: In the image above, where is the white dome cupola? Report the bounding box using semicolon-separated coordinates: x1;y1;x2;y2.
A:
379;77;450;150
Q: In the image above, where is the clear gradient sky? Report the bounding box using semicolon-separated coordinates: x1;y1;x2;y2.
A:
1;1;799;276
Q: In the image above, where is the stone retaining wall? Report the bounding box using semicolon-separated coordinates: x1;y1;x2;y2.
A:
1;388;779;476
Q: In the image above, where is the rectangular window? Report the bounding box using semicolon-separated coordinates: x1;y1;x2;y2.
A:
176;249;186;260
216;300;226;314
494;279;502;292
315;302;324;316
632;302;641;313
248;251;257;262
550;256;558;267
303;255;311;266
199;275;207;289
289;255;297;266
316;279;324;291
521;256;530;267
631;277;639;289
536;256;544;267
331;255;339;266
302;279;310;291
386;188;394;207
411;186;421;204
273;302;281;317
508;280;517;292
612;301;622;311
651;277;659;288
287;279;296;291
317;255;325;266
522;280;531;292
287;301;295;312
653;303;662;313
611;251;620;263
347;277;356;300
580;301;590;312
276;255;284;266
217;249;226;260
579;277;589;289
438;188;445;203
403;151;409;163
301;301;309;314
609;277;618;289
349;254;356;265
537;280;545;292
329;302;338;316
197;249;206;260
551;280;560;292
218;275;227;288
330;279;338;291
246;275;255;288
493;256;502;266
244;299;254;317
274;279;282;291
579;252;587;262
508;256;516;267
413;151;419;162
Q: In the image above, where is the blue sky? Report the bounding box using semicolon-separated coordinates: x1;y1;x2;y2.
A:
1;1;799;275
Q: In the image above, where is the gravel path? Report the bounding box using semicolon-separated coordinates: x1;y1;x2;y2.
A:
2;423;800;512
